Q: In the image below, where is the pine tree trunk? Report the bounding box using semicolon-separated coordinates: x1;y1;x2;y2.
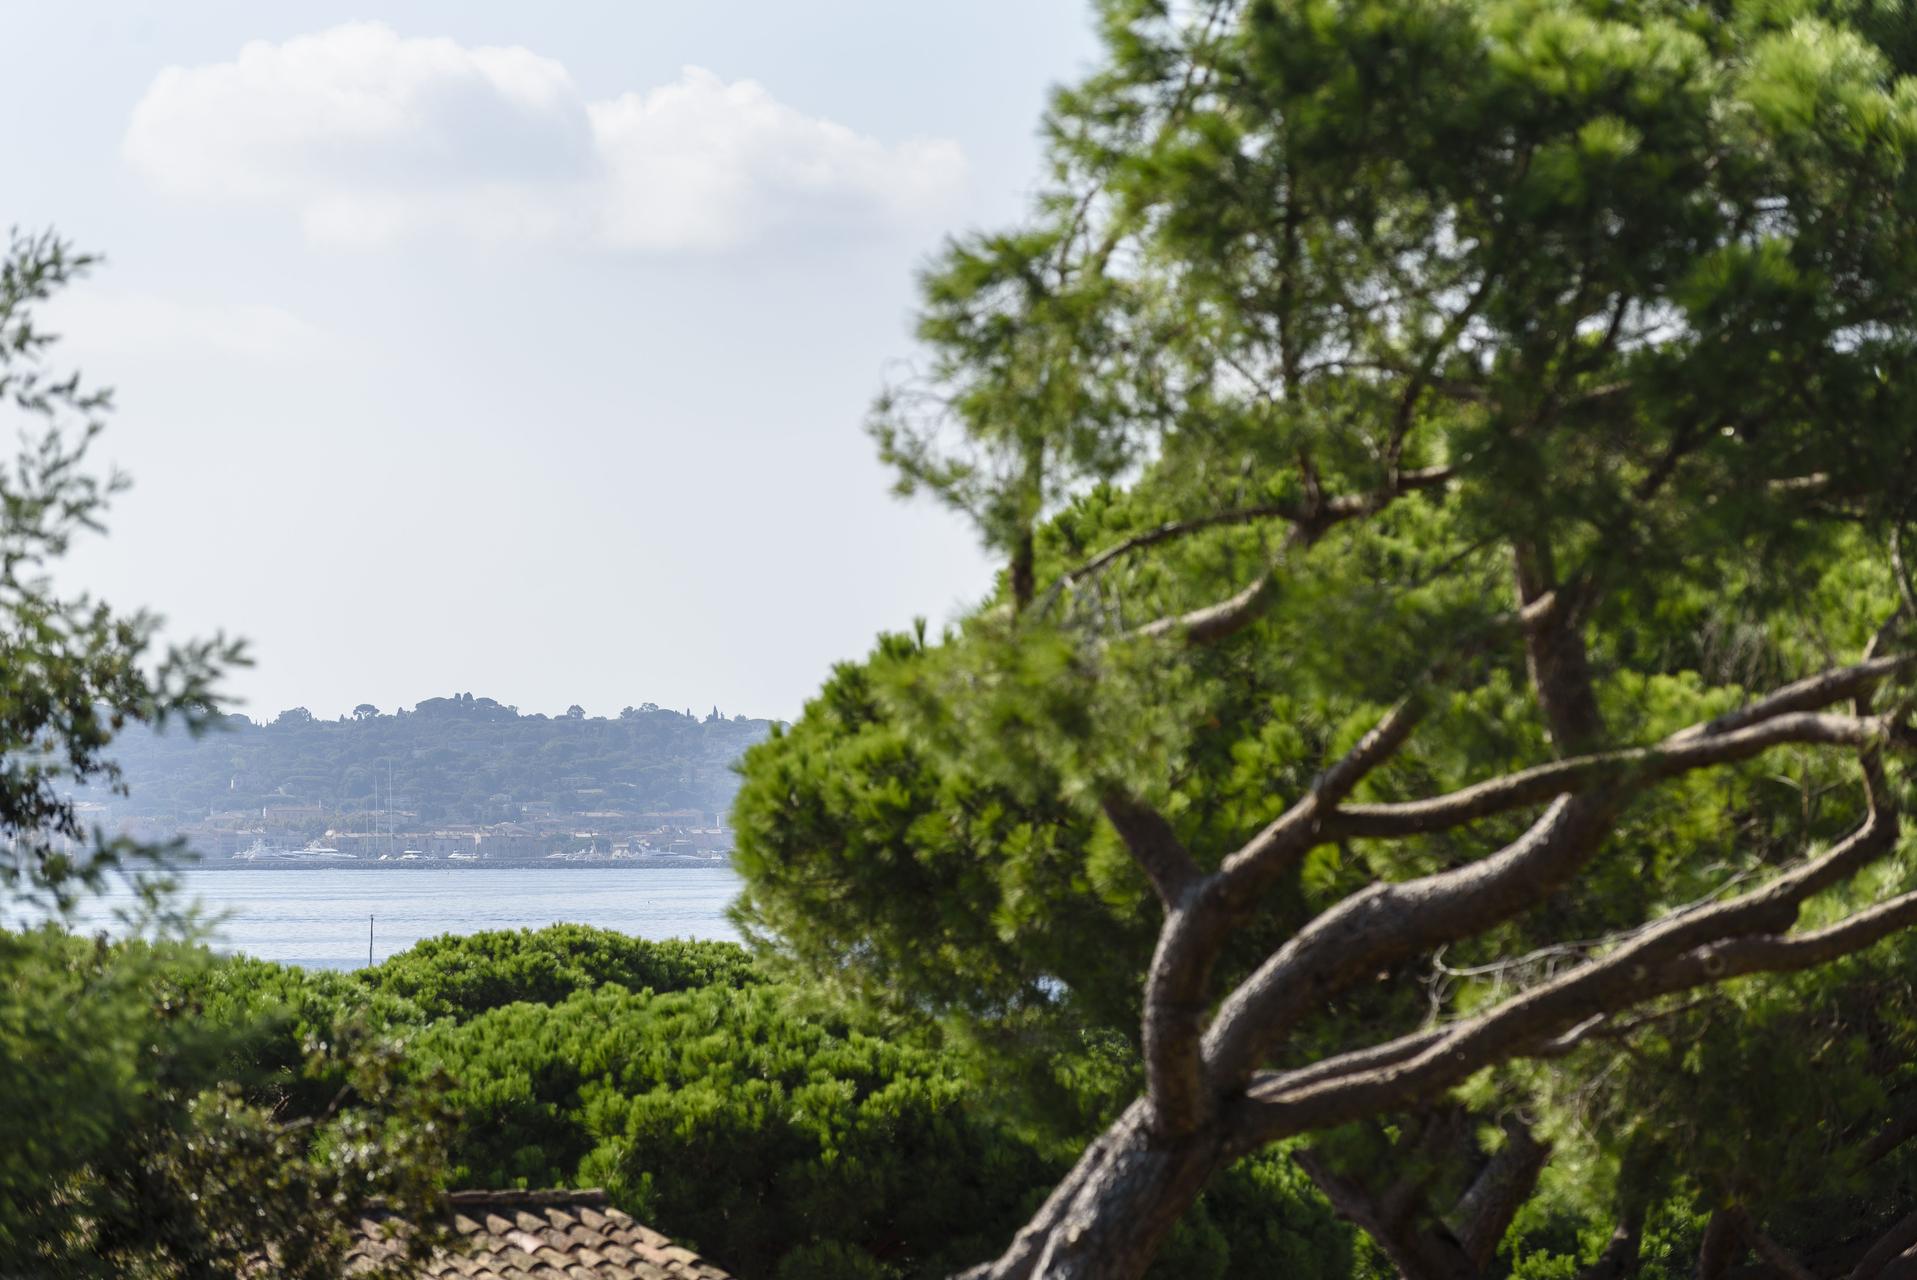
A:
956;1101;1225;1280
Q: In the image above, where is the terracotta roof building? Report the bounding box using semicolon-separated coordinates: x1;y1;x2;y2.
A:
348;1188;736;1280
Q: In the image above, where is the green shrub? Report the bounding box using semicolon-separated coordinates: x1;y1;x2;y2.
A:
360;924;760;1020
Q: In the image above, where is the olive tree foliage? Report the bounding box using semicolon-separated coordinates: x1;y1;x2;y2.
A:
0;232;447;1278
732;3;1917;1277
0;229;241;913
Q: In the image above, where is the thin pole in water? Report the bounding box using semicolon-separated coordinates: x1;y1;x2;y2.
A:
368;914;374;967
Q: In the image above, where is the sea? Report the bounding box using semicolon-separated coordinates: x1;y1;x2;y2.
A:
63;866;744;969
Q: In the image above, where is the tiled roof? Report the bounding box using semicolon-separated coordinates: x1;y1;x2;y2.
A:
348;1188;736;1280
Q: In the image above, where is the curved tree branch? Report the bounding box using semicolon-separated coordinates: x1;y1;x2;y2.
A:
1260;784;1896;1107
1236;800;1903;1144
1101;791;1200;909
1850;1208;1917;1280
1130;696;1426;1136
1667;655;1913;743
1220;697;1428;887
1123;467;1454;646
1200;647;1909;1091
1328;710;1891;841
1450;1117;1551;1269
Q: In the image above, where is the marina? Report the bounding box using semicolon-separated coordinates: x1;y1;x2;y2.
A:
219;839;730;869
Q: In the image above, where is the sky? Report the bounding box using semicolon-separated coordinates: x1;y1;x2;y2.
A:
1;2;1103;723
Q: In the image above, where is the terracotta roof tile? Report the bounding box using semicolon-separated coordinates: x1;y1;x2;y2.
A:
345;1189;737;1280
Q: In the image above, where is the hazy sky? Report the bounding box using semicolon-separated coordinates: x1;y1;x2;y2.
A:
3;2;1101;722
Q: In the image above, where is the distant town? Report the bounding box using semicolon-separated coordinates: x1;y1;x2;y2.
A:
94;801;734;869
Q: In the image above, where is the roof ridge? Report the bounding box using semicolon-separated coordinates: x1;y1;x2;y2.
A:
443;1187;610;1208
353;1187;738;1278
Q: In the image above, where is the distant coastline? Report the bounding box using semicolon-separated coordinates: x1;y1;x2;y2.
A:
191;853;731;871
70;865;744;968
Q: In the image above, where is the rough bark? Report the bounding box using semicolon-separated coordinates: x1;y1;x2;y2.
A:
1851;1208;1917;1280
1861;1113;1917;1168
1011;527;1036;613
1748;1224;1819;1280
1296;1143;1478;1280
1451;1119;1551;1270
1513;540;1605;754
1328;710;1886;840
1577;1208;1645;1280
1700;1209;1749;1280
955;1101;1227;1280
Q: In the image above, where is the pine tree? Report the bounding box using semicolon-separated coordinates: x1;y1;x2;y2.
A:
734;3;1917;1275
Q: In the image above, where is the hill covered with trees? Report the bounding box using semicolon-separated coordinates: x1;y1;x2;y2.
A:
92;695;775;828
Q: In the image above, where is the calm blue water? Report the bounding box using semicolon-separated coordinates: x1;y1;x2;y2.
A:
67;866;743;969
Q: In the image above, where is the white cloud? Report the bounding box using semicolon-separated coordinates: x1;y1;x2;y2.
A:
123;23;967;251
589;69;966;251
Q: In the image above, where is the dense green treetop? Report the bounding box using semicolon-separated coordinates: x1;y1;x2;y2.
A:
361;923;762;1020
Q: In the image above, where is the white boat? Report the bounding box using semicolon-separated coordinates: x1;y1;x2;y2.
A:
231;839;357;862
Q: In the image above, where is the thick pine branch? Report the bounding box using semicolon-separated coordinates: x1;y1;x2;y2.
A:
1237;803;1903;1143
1861;1112;1917;1168
1669;654;1912;741
1254;786;1896;1102
1132;572;1280;646
1748;1221;1820;1280
1328;709;1890;840
1449;1119;1550;1269
1219;697;1427;889
1203;790;1620;1087
1514;541;1606;753
1198;652;1908;1090
1293;1147;1474;1280
1101;791;1200;907
1121;697;1425;1136
1850;1208;1917;1280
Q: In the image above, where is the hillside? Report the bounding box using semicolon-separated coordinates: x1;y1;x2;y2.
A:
90;694;775;831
